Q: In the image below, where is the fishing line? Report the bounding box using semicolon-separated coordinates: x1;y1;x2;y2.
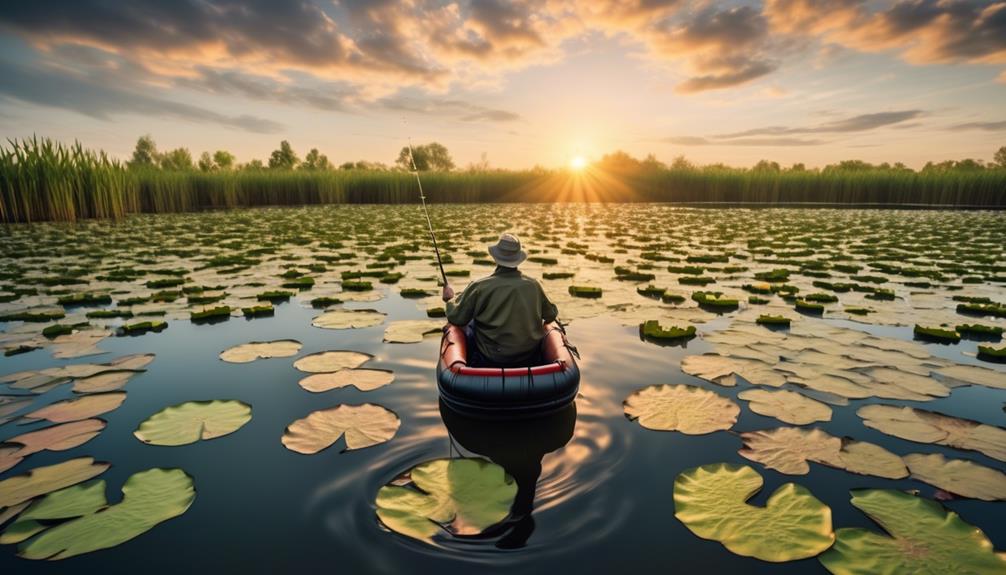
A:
407;137;449;287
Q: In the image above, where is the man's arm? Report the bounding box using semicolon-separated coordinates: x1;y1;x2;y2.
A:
540;284;558;323
445;284;476;325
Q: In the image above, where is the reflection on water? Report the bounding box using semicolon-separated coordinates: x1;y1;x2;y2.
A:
440;400;576;549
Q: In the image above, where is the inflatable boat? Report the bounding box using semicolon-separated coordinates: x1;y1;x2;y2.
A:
437;321;580;418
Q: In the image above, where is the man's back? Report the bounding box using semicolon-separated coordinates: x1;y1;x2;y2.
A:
446;266;558;366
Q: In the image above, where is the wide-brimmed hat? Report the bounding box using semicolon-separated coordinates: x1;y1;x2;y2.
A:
487;233;527;268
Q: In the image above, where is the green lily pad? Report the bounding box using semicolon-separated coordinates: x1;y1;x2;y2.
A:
17;468;195;560
311;308;386;329
281;403;400;454
737;388;832;425
623;384;739;434
0;457;110;508
218;340;302;363
383;320;444;343
857;404;1006;462
298;369;394;393
293;350;373;373
134;400;252;446
673;463;834;562
904;452;1006;501
1;480;108;544
375;458;516;541
819;489;1006;574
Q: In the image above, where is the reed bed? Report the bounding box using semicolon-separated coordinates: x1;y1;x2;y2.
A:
2;138;1004;223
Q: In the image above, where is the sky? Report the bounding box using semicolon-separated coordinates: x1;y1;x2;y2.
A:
0;0;1004;170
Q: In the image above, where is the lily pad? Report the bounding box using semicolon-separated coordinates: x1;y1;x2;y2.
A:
71;370;141;393
17;468;195;560
134;400;252;446
739;427;907;478
218;340;302;363
298;369;394;393
681;354;786;387
0;419;106;473
311;308;386;329
673;463;834;562
293;351;373;373
281;403;400;454
819;489;1006;574
1;480;108;544
21;392;127;424
383;320;444;343
623;384;739;434
737;389;832;425
0;457;110;508
857;404;1006;462
375;458;516;541
904;452;1006;501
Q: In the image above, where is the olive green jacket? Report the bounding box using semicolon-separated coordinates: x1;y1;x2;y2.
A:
446;266;559;364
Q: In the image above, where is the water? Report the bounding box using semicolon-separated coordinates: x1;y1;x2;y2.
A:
0;205;1004;573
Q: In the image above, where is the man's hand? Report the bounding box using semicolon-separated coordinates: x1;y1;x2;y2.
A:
442;284;454;302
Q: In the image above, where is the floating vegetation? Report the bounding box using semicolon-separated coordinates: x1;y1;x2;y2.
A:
692;291;738;310
661;292;686;304
739;427;907;478
756;314;790;327
636;285;665;298
399;288;432;298
293;351;373;373
13;468;195;561
310;296;342;308
312;308;386;329
384;320;444;343
956;323;1004;339
568;285;602;298
190;306;231;322
257;290;294;302
117;320;167;336
794;300;825;315
977;345;1006;361
818;490;1006;574
341;280;373;291
219;340;302;363
673;463;834;562
623;384;739;434
56;293;111;307
241;304;274;318
375;458;516;542
298;369;394;393
0;419;106;473
737;389;830;425
904;453;1006;501
134;400;252;446
0;310;65;322
281;276;315;290
543;272;574;280
857;405;1006;462
638;320;695;342
425;307;445;318
913;324;960;343
0;457;110;509
281;403;400;454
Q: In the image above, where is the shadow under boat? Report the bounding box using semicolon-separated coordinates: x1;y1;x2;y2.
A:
439;399;577;550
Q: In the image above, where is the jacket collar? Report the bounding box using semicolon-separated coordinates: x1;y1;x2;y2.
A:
493;265;521;276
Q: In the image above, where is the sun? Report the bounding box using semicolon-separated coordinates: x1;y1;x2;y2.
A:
569;155;588;170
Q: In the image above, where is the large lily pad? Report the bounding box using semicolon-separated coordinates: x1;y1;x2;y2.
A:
857;404;1006;462
819;489;1006;574
218;340;302;363
17;468;195;560
134;400;252;446
0;457;110;508
21;392;126;424
739;427;907;478
681;354;786;387
0;419;106;473
623;384;739;434
311;308;386;329
298;369;395;393
383;320;444;343
1;480;108;544
737;388;832;425
375;458;516;541
673;463;834;562
281;403;400;454
70;370;142;393
293;351;373;373
904;452;1006;501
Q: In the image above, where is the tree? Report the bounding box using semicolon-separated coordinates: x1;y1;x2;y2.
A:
301;148;333;171
994;146;1006;169
670;155;695;171
241;159;265;171
128;135;159;169
198;151;215;172
788;163;806;172
160;148;194;171
269;140;299;170
213;150;236;170
752;160;781;172
396;142;454;171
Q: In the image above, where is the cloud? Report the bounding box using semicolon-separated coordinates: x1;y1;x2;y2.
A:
716;110;924;137
951;120;1006;131
0;58;282;133
675;59;777;93
666;136;824;146
175;68;359;112
379;96;521;122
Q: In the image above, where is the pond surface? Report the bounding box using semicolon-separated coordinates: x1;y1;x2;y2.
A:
0;205;1004;573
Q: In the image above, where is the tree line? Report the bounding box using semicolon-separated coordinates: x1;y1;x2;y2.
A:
127;136;456;173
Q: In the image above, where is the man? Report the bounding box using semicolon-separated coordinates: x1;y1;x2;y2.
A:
442;233;559;367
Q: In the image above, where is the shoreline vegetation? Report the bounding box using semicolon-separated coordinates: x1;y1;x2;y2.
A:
2;137;1005;223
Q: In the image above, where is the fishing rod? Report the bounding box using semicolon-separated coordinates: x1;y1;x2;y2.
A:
407;139;449;287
